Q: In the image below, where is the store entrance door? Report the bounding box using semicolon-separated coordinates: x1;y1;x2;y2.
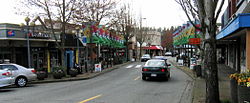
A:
32;53;44;70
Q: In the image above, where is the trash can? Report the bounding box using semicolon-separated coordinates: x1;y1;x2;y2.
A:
194;65;202;77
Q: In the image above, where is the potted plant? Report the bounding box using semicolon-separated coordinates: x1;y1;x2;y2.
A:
229;72;250;103
36;68;47;80
69;68;78;77
52;66;65;79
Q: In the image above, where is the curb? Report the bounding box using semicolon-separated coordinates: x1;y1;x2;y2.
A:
31;61;132;84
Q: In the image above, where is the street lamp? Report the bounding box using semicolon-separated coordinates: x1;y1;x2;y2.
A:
20;17;31;68
72;26;83;66
139;17;146;59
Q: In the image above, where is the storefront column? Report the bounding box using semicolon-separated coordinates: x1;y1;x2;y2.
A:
47;50;51;73
246;29;250;71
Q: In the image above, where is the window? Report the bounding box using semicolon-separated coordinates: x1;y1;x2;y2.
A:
145;61;165;67
0;65;18;70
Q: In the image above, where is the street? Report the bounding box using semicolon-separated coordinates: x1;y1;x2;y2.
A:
0;59;193;103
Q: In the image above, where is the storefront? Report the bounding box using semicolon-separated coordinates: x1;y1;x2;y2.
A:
216;13;250;72
0;23;60;73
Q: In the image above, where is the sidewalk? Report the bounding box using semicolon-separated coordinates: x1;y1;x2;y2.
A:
31;62;131;84
169;57;234;103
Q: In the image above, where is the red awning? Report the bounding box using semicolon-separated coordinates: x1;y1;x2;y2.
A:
144;46;163;50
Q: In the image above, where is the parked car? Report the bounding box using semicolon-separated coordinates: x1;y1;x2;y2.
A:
164;52;173;56
141;54;151;62
0;63;37;87
142;59;171;80
0;69;14;87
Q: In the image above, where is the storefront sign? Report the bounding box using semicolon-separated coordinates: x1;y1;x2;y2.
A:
29;32;51;39
7;30;15;37
189;38;200;44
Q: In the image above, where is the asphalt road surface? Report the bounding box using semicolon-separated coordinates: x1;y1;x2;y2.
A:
0;60;193;103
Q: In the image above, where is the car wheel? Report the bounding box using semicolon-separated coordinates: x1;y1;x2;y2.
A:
15;77;27;87
142;76;147;80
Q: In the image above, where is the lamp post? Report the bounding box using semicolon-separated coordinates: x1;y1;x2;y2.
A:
20;17;32;68
139;17;146;59
73;27;83;70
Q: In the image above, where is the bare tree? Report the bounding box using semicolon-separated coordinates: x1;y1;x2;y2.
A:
112;4;135;61
136;27;149;58
73;0;117;25
18;0;77;70
175;0;225;103
72;0;118;72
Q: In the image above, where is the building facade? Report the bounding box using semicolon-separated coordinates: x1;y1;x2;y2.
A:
0;23;60;72
217;0;250;73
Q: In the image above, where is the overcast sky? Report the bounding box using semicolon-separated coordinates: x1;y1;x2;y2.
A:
0;0;226;29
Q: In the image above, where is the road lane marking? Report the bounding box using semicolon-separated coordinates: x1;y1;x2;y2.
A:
126;65;133;68
135;65;142;68
134;76;140;80
79;94;102;103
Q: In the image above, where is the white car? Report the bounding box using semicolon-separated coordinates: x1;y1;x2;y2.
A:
0;63;37;87
0;69;14;87
141;54;151;62
165;52;173;56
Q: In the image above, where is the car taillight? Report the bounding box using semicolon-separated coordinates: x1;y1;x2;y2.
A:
31;70;36;73
142;68;149;71
2;72;11;76
161;69;165;72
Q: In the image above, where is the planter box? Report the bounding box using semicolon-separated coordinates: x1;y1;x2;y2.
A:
230;79;238;103
37;72;47;80
69;69;78;77
238;85;250;103
53;72;64;79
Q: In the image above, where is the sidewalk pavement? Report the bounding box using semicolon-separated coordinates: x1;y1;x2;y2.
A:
31;62;131;84
169;57;234;103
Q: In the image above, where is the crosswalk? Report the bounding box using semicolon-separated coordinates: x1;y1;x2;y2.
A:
126;64;143;68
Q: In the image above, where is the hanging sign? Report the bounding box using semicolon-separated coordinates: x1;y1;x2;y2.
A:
189;38;201;44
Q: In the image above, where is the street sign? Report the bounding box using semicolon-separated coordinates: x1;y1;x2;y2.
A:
189;38;201;44
95;64;102;72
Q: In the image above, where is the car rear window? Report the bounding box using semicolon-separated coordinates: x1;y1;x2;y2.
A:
145;61;165;67
0;65;18;70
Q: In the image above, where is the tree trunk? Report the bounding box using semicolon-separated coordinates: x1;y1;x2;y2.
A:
204;35;220;103
139;43;142;59
126;42;129;61
61;0;66;72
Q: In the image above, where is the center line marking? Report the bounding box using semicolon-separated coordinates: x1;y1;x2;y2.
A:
134;76;140;80
79;94;102;103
